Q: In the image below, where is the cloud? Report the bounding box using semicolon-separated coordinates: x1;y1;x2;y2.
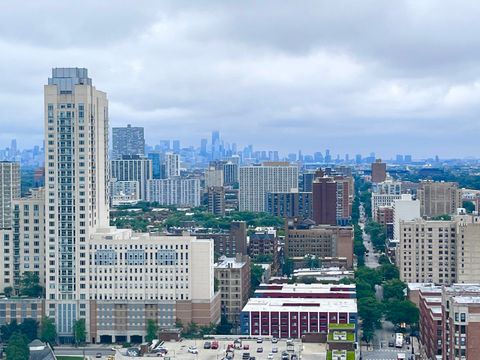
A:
0;1;479;157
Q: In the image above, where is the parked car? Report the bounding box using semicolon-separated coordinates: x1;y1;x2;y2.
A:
212;341;219;349
242;352;250;360
96;353;102;358
188;346;199;354
272;347;278;353
291;355;297;360
243;344;250;350
256;347;263;353
271;337;278;344
388;340;395;347
256;337;263;344
204;342;211;349
268;353;274;360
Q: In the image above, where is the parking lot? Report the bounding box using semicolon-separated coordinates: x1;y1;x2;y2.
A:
116;338;326;360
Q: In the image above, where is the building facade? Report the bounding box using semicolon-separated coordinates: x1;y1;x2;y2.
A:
266;191;312;219
285;219;354;268
110;155;152;201
112;124;145;160
371;159;386;183
147;178;201;207
417;181;462;218
44;68;110;341
0;161;20;229
214;254;251;324
207;186;225;216
239;163;298;212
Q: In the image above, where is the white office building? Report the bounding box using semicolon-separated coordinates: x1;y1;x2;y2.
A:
110;156;152;201
165;152;180;178
393;194;420;241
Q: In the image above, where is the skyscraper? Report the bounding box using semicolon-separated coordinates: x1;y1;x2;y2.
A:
111;124;145;159
0;161;20;229
44;68;110;340
110;155;152;201
165;152;180;178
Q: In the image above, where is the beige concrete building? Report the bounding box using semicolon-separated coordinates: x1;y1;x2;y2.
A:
417;181;462;217
214;254;251;325
88;228;220;343
285;219;354;268
397;218;457;284
0;161;20;229
397;214;480;285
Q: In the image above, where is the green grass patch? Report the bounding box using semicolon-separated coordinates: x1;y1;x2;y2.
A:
56;356;85;360
326;351;355;360
327;332;355;342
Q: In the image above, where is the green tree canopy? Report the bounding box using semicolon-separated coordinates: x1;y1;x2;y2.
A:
145;319;158;343
73;319;86;344
384;300;419;326
216;315;233;335
383;279;407;302
358;297;383;329
40;317;56;345
19;318;38;342
6;332;29;360
19;272;44;297
0;320;19;342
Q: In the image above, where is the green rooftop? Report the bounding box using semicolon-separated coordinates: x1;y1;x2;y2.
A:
326;350;355;360
327;331;355;342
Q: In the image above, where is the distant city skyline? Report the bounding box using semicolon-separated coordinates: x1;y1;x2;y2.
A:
1;2;480;158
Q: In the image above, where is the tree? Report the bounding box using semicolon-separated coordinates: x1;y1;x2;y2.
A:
250;264;264;293
361;321;375;343
216;315;233;335
463;201;475;213
282;257;294;276
19;318;38;342
384;300;419;326
19;272;44;297
3;287;13;297
73;319;86;345
358;297;383;329
5;332;29;360
40;317;56;345
0;320;19;342
305;255;320;269
383;279;407;301
252;254;273;264
378;254;390;265
379;263;400;281
145;319;158;343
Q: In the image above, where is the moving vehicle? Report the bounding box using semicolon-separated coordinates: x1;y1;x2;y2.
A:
188;346;198;354
397;353;406;360
395;333;404;348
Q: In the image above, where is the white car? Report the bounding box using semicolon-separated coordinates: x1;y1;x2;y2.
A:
268;353;274;360
188;346;199;354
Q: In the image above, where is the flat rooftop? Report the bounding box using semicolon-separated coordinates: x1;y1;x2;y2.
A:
242;297;357;313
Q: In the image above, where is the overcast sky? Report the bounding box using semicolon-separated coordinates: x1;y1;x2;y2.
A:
0;1;479;158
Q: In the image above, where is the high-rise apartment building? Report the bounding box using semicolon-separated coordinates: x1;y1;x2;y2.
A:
111;124;145;160
397;214;480;285
207;186;225;216
147;178;201;207
223;162;238;185
285;218;354;268
165;152;180;178
266;191;312;219
0;161;20;229
110;155;152;201
417;181;462;217
239;163;298;212
205;167;224;188
371;159;387;183
214;254;251;324
44;68;110;340
312;177;337;226
392;194;420;241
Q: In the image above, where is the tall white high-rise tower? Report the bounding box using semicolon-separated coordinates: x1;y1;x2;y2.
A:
44;68;109;340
